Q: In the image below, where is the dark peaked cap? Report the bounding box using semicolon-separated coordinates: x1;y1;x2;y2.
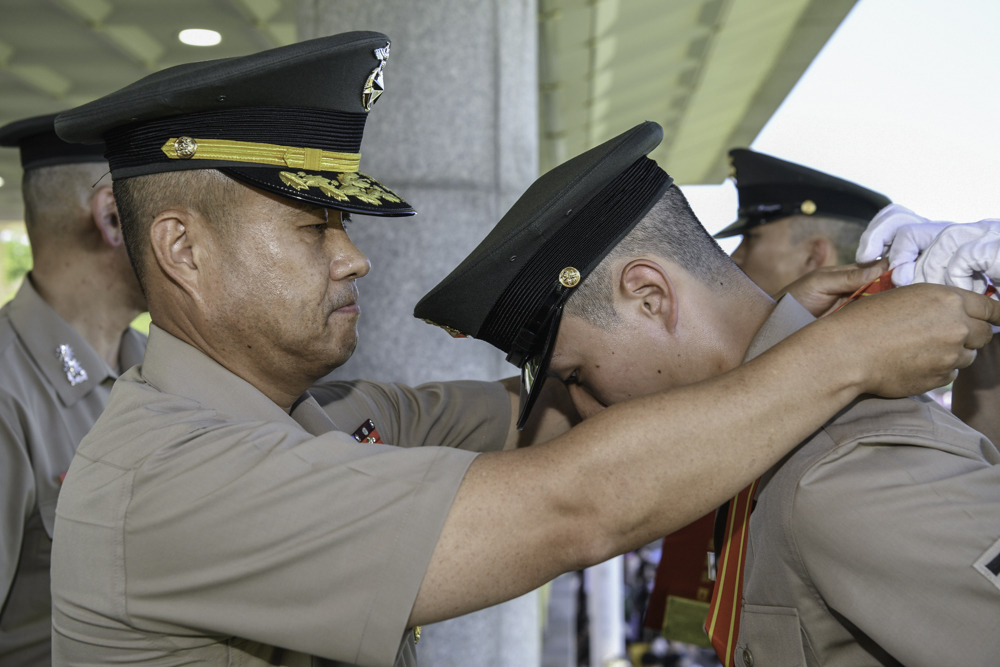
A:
55;31;412;217
415;121;673;428
714;148;890;239
0;113;106;170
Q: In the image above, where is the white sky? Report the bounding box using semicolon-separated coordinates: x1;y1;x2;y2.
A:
684;0;1000;253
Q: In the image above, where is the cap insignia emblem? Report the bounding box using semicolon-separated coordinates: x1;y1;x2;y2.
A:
800;199;817;215
362;41;391;111
279;171;402;206
559;267;581;288
56;344;88;386
173;136;198;159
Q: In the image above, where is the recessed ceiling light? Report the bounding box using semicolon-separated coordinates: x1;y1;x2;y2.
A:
179;29;221;47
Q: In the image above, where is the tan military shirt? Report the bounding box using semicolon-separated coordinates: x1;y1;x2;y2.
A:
0;277;146;666
51;325;511;667
734;296;1000;667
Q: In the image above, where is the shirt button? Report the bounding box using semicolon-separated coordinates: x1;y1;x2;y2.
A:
742;647;754;667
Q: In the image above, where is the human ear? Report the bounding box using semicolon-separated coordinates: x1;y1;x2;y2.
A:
619;259;678;332
90;185;122;247
804;236;836;271
149;210;200;297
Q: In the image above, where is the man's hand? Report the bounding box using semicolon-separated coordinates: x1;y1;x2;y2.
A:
779;260;887;317
823;283;1000;397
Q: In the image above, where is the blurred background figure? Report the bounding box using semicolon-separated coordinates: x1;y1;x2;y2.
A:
0;113;146;666
714;148;891;295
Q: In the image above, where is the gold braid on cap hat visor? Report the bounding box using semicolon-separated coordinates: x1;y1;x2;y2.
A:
161;137;361;172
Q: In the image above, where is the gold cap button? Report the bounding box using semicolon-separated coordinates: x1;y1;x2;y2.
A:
800;199;817;215
174;136;198;159
558;266;581;288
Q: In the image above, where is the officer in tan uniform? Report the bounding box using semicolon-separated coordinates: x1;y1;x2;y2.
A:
50;33;1000;667
0;114;147;665
417;122;1000;666
713;149;891;296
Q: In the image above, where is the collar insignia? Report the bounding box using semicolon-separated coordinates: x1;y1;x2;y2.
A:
56;344;88;386
362;41;391;111
351;418;384;444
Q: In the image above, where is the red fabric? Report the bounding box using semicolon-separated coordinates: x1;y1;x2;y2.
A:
643;512;716;632
704;479;759;667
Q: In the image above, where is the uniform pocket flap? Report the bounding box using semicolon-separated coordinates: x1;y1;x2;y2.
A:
736;603;806;667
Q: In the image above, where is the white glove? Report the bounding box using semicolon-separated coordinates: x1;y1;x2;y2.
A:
914;219;1000;293
855;204;949;286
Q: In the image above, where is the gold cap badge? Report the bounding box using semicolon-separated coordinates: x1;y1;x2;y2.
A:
559;267;581;288
800;199;817;215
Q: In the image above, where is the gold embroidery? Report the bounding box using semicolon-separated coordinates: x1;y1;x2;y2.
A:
161;138;361;173
419;318;468;338
279;171;402;206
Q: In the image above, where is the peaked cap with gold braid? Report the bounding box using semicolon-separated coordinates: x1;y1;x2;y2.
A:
54;31;412;216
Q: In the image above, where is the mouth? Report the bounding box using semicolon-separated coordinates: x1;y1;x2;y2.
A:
334;302;360;315
329;284;361;317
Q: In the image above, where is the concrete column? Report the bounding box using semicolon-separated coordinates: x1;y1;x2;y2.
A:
298;2;542;665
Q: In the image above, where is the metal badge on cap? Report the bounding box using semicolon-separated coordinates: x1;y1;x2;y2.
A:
559;267;581;287
362;42;391;111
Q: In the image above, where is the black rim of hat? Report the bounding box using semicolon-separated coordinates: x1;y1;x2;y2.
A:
0;113;106;170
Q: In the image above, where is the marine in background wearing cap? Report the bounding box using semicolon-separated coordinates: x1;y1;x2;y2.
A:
718;150;1000;446
714;148;890;296
418;122;1000;666
51;34;998;667
0;114;147;666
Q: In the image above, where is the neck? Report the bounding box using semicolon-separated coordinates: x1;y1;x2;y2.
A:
154;313;315;412
30;256;142;370
710;275;777;371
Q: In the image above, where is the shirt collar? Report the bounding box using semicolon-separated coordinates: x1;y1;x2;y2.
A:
141;324;336;435
7;276;125;406
741;295;818;490
741;294;816;364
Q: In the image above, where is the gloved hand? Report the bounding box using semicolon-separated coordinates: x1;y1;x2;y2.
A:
914;219;1000;293
855;204;950;286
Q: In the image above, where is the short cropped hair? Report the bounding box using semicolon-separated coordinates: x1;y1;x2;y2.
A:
566;184;742;328
22;162;110;245
113;169;245;293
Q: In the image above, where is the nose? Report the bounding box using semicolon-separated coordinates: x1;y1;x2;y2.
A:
731;238;748;268
330;231;371;281
567;384;606;421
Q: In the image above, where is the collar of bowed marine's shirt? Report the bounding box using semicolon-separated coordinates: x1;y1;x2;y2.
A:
741;295;815;364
